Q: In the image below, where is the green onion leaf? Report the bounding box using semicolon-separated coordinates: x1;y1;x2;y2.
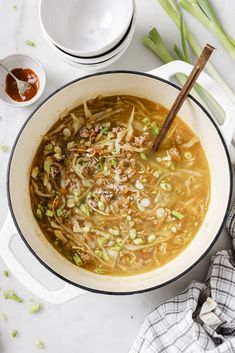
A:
180;13;191;63
171;210;184;219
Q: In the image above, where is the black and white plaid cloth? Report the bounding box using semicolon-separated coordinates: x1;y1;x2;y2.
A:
130;204;235;353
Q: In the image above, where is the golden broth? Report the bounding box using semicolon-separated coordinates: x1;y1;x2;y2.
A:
30;95;210;275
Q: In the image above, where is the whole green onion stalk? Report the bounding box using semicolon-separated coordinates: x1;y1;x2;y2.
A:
157;0;235;104
179;0;235;62
143;26;224;124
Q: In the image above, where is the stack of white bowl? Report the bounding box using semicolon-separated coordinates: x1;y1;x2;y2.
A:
39;0;136;70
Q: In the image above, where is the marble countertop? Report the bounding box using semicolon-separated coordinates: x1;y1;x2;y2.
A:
0;0;235;352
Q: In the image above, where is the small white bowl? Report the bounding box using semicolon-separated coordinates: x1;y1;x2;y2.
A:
39;0;134;57
0;54;46;107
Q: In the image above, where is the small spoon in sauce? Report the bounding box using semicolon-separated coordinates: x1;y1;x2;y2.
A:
0;61;35;100
152;44;215;152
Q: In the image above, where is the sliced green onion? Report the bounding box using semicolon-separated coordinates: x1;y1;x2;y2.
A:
12;329;18;338
73;254;82;266
44;143;53;151
56;208;63;217
29;303;41;314
3;270;9;277
36;208;42;219
80;204;90;216
25;39;36;47
73;188;80;196
94;267;105;274
151;123;159;135
160;182;172;191
147;233;156;243
4;290;23;303
97;237;108;246
140;152;148;160
153;170;161;178
111;159;117;167
13;5;17;10
184;152;192;160
0;144;9;152
98;200;105;211
35;339;44;349
143;117;150;125
171;210;184;219
129;229;137;240
45;209;53;217
102;249;110;262
100;127;109;134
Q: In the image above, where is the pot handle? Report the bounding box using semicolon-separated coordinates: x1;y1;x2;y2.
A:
0;213;87;304
148;60;235;146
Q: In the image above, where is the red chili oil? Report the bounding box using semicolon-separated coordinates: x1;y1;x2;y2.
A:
5;68;39;102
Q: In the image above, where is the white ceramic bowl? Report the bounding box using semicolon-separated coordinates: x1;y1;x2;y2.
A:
0;54;46;107
42;8;136;70
39;0;134;57
41;8;136;65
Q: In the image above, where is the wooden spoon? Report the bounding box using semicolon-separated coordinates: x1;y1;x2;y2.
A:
152;44;215;151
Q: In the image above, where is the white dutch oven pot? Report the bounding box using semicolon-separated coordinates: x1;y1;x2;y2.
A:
1;61;235;304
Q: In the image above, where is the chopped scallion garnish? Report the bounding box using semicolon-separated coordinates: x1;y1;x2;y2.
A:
4;290;23;303
12;329;18;338
3;270;9;277
140;152;148;160
25;39;36;47
160;182;172;191
73;254;82;266
56;208;63;217
29;303;41;314
35;339;44;349
171;210;184;219
45;209;53;217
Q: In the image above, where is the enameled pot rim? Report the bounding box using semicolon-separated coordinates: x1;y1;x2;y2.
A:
7;70;233;295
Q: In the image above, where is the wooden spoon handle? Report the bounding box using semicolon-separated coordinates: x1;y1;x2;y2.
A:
152;44;215;151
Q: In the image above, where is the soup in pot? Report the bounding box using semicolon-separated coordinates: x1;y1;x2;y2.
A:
30;95;210;275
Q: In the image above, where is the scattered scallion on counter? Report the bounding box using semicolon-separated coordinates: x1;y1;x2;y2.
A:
4;290;23;303
25;39;36;47
35;339;44;349
12;329;18;338
0;144;9;152
3;270;9;277
12;5;17;10
29;303;41;314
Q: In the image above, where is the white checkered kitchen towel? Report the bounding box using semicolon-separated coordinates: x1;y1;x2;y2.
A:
130;203;235;353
